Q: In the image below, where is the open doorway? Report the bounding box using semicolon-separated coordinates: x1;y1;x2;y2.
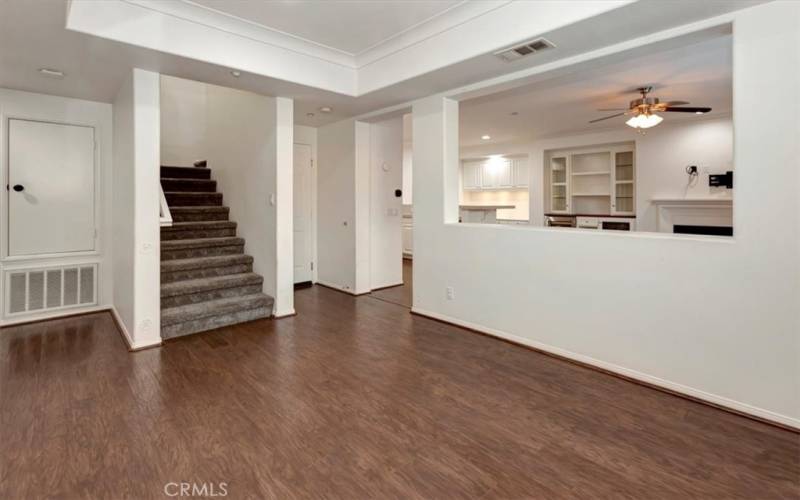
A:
368;112;412;308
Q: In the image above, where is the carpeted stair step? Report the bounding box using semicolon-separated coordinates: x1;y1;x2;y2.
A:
161;254;254;283
161;221;237;240
165;191;222;206
169;206;229;222
161;273;263;308
161;293;273;339
161;237;244;260
161;177;217;192
161;165;211;179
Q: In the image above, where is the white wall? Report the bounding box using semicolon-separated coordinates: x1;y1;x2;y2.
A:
369;116;403;289
402;113;413;206
461;116;733;231
201;82;293;315
413;1;799;428
274;97;295;316
160;75;207;166
316;118;371;293
112;75;135;337
0;88;113;325
112;68;161;348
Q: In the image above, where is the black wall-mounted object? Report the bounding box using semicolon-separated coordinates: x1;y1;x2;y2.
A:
674;224;733;237
709;171;733;189
394;189;402;198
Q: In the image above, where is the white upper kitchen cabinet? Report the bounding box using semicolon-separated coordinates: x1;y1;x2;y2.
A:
462;160;482;190
461;155;529;191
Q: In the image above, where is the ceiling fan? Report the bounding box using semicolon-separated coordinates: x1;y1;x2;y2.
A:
590;86;712;129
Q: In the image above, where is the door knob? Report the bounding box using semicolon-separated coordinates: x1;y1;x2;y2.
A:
12;184;24;192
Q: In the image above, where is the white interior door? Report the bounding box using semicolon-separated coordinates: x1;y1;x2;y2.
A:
7;119;95;256
293;143;313;283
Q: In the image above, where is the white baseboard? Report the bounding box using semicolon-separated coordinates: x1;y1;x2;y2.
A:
0;304;110;327
411;307;800;430
274;308;296;318
371;281;404;291
316;280;360;295
108;306;161;351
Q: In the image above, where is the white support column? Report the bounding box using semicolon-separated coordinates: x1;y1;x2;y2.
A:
112;68;161;349
353;121;371;294
411;96;459;310
274;97;295;317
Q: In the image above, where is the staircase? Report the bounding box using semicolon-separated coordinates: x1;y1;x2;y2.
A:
160;165;274;339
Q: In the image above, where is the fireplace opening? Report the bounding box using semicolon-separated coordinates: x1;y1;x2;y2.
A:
673;224;733;236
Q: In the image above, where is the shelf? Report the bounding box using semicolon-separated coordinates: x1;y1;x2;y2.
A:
552;182;566;186
572;171;610;176
572;193;610;197
615;180;634;184
616;163;633;167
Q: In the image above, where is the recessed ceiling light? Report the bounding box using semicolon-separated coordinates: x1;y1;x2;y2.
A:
481;135;491;140
319;106;333;113
306;112;315;118
38;68;64;79
230;70;241;78
695;111;704;115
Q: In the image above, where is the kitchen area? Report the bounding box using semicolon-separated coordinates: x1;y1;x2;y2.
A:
459;154;530;225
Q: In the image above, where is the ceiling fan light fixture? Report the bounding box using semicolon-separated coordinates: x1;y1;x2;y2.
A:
626;113;663;129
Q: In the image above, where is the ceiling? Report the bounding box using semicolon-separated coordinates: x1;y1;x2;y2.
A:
189;0;463;55
0;0;756;128
460;35;732;147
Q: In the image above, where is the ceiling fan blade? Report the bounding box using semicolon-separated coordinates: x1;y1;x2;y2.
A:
663;106;712;113
662;100;689;106
589;112;626;124
596;108;628;111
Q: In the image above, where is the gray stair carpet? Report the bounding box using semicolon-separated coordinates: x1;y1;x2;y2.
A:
160;165;273;339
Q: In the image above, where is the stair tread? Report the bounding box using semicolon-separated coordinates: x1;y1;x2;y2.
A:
165;191;222;196
160;166;211;179
161;237;244;249
169;206;228;211
161;272;263;297
160;177;215;182
162;221;236;230
161;254;253;271
161;293;274;326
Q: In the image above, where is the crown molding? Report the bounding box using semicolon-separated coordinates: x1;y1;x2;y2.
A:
128;0;358;68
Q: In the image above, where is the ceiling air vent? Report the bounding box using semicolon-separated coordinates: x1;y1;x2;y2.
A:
494;38;555;62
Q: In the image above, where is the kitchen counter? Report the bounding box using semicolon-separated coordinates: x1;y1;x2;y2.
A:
459;205;516;223
544;213;636;219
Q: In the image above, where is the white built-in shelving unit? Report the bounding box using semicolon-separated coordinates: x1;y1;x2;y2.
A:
546;144;635;216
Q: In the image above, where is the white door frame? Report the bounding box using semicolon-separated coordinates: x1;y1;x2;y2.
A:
1;115;101;262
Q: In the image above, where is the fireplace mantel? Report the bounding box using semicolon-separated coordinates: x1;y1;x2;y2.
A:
651;198;733;233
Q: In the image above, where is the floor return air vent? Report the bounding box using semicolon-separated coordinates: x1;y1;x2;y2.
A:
4;264;97;317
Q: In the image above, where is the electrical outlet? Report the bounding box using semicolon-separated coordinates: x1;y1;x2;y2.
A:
446;287;454;300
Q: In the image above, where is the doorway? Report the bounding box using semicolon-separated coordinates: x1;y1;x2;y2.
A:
293;142;313;286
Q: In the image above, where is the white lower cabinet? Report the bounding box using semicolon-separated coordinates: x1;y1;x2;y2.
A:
402;218;413;257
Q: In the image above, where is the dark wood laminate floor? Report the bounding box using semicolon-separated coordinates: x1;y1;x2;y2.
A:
1;285;798;499
369;258;413;308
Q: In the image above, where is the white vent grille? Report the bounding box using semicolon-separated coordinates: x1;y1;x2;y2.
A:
4;264;97;317
495;38;555;62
